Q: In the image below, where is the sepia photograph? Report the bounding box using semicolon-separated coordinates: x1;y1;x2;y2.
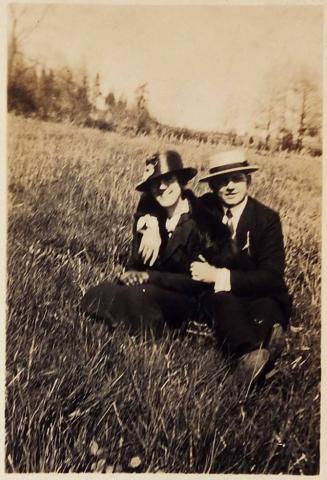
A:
5;2;323;475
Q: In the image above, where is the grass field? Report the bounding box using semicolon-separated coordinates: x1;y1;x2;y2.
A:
6;114;321;473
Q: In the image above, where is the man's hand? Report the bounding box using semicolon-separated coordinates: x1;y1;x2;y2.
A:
137;215;161;266
190;261;218;283
120;270;149;286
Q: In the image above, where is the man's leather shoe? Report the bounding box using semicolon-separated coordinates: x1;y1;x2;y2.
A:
237;348;270;384
268;323;286;362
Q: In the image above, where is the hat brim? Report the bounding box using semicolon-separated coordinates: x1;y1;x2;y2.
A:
199;165;259;182
136;167;197;192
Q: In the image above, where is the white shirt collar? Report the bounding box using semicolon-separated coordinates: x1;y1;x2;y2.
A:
222;196;248;237
165;198;189;234
223;195;248;217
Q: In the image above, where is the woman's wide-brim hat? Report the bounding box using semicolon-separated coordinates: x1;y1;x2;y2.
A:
199;150;259;182
136;150;197;192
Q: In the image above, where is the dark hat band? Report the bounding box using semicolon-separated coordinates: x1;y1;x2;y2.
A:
210;160;249;174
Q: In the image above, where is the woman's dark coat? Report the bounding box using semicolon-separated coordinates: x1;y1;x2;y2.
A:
128;189;230;295
81;190;229;334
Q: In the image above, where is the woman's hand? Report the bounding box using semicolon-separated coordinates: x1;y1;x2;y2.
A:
120;270;149;286
137;215;161;266
190;261;217;283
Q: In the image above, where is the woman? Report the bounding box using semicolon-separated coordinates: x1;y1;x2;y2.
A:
81;150;229;338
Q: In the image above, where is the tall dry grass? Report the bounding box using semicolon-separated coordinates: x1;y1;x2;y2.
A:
6;114;321;473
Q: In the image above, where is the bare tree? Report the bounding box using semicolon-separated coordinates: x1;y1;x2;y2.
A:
253;63;321;152
8;5;50;114
8;5;49;83
134;83;151;135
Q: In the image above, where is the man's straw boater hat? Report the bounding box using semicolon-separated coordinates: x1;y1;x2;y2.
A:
199;150;259;183
136;150;197;192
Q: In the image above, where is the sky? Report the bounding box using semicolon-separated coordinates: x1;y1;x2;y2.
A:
9;4;323;132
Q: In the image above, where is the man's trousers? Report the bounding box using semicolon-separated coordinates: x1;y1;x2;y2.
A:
202;291;284;357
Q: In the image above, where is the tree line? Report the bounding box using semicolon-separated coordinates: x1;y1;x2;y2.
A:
7;49;240;147
8;5;322;155
8;53;152;137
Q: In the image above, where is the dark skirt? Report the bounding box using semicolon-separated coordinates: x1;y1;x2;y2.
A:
81;281;198;338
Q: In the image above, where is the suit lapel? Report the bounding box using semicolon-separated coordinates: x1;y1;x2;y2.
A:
156;214;194;266
235;197;256;251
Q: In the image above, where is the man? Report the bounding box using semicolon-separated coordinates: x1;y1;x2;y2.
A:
139;150;291;382
190;150;291;380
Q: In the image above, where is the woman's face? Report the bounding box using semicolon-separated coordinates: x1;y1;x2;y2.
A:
150;174;182;209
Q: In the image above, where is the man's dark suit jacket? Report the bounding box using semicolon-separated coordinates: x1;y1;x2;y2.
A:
200;193;292;326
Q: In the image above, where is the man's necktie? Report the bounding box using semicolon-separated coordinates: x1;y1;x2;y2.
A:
226;208;234;238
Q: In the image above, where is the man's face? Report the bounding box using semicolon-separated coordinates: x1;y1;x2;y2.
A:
209;172;249;207
150;174;182;209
